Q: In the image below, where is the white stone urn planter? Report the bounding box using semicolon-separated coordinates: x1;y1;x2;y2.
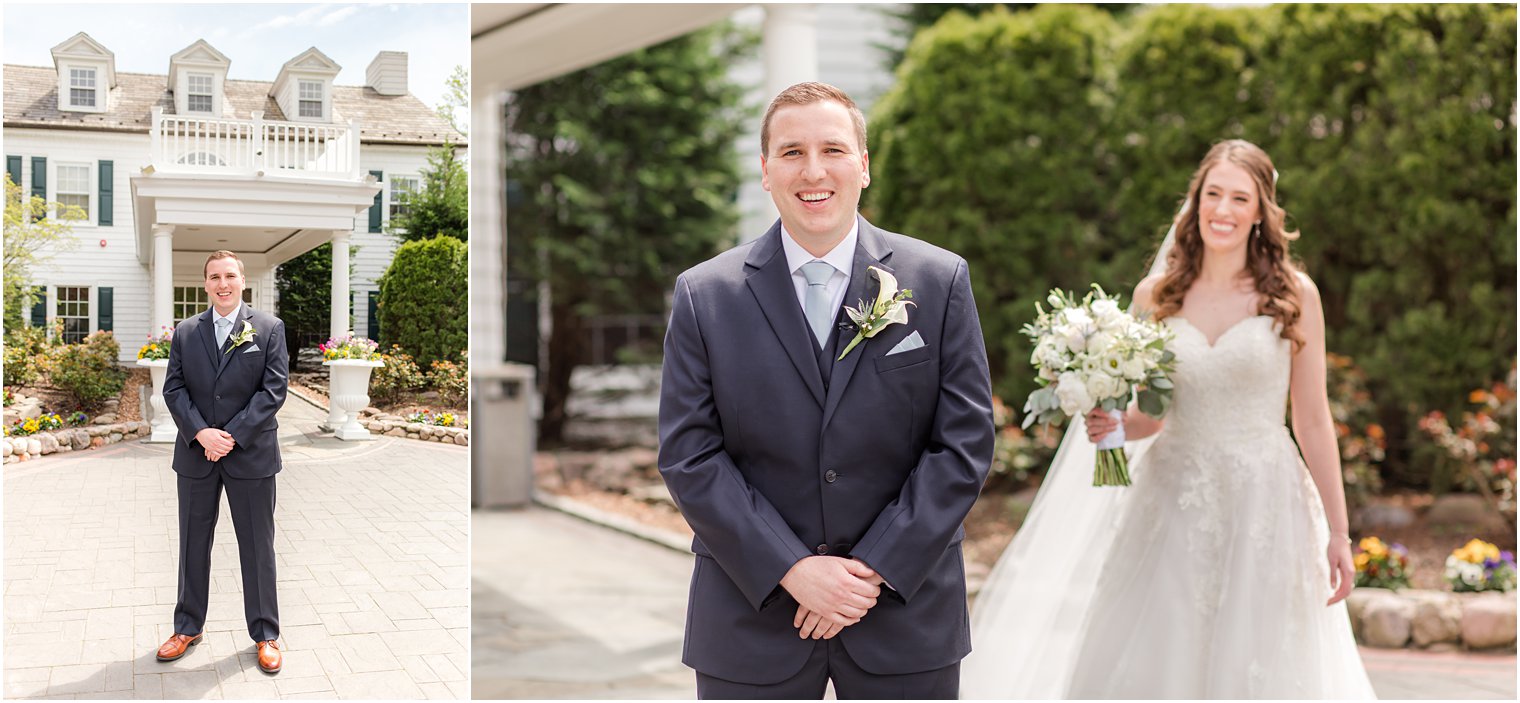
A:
323;359;384;441
136;358;176;443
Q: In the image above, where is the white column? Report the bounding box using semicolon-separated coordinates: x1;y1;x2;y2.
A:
330;231;351;339
470;88;505;369
324;231;353;431
152;224;175;333
762;4;819;105
744;4;821;242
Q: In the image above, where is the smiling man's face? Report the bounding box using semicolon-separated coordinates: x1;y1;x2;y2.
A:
761;99;870;251
203;256;245;317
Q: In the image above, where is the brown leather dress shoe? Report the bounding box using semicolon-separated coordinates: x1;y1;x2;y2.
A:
155;633;202;662
257;640;282;674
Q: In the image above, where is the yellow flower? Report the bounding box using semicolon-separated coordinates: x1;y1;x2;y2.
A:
1359;537;1388;557
1354;553;1370;570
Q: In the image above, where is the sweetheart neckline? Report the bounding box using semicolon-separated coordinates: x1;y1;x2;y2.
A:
1168;315;1272;349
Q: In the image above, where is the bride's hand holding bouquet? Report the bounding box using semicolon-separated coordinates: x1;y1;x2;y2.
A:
1021;285;1177;486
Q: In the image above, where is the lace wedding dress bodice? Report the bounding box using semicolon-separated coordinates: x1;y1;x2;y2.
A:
1162;315;1289;442
963;314;1375;700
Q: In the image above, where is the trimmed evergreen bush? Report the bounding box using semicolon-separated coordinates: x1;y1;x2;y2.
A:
375;236;467;370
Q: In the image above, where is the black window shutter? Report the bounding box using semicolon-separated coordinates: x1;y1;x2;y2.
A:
30;287;47;327
368;290;380;342
98;161;113;226
97;287;113;331
368;170;384;232
6;156;20;187
30;156;46;202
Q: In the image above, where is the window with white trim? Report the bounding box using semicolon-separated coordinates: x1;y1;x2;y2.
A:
390;175;419;222
56;286;91;343
55;163;90;219
174;286;252;324
187;73;214;113
298;80;323;118
69;68;97;108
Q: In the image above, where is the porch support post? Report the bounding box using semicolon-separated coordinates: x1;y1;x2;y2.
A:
331;230;351;340
152;224;175;334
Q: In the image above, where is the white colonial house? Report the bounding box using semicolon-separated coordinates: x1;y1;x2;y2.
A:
4;32;466;361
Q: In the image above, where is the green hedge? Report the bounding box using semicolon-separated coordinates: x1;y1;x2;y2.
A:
867;3;1516;480
376;235;467;370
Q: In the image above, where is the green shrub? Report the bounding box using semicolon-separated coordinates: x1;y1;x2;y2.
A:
376;236;467;369
427;357;468;408
370;345;426;405
49;331;125;409
868;4;1119;409
3;322;61;388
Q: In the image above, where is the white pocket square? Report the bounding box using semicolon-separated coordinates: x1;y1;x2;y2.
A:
886;331;925;356
243;344;260;353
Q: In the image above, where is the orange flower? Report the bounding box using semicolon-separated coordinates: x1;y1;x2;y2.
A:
1470;389;1490;404
1367;424;1385;440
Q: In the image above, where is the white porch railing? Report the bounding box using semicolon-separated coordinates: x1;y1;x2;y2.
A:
150;106;362;180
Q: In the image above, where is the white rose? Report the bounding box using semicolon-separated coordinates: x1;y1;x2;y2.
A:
1087;330;1115;356
1058;323;1088;354
1085;372;1124;404
1062;308;1093;329
1091;299;1123;327
1120;357;1147;381
1055;372;1094;417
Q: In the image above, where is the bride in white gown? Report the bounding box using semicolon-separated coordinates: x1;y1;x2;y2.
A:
962;140;1376;699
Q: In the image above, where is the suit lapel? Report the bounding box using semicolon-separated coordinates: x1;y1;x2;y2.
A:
214;305;253;379
744;224;826;409
821;218;895;431
197;309;221;372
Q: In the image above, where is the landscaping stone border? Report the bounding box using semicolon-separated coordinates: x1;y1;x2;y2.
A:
1348;587;1517;651
2;421;151;464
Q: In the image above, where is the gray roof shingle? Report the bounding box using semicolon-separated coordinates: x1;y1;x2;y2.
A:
3;64;466;146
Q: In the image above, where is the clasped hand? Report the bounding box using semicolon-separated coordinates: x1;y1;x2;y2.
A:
780;556;884;641
196;428;236;462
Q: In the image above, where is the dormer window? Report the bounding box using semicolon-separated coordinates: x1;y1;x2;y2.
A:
186;73;214;113
69;68;98;108
298;80;324;118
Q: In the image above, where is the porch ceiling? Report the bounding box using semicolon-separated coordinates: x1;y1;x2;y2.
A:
471;3;739;91
129;171;382;269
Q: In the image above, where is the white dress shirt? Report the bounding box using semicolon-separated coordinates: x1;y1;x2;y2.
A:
780;221;859;336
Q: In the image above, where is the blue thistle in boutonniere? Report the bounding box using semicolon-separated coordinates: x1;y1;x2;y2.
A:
837;266;914;360
225;321;256;355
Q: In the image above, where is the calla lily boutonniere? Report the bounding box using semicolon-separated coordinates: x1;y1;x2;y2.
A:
225;320;256;355
838;266;915;361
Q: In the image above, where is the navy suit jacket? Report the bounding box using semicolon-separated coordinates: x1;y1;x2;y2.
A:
658;217;995;684
162;305;289;480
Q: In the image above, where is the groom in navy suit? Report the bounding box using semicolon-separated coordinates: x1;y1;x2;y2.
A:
157;250;288;674
658;82;995;698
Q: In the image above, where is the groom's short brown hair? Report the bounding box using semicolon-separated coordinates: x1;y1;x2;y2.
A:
760;82;868;156
204;250;245;278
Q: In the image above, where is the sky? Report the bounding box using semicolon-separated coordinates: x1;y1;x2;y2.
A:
3;3;469;110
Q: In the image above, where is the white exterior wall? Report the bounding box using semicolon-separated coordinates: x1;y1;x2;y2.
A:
6;127;444;361
8;128;156;360
349;143;441;342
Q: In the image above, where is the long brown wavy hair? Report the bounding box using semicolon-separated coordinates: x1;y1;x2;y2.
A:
1153;140;1305;352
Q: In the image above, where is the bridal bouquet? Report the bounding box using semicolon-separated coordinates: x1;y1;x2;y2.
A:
1021;285;1176;486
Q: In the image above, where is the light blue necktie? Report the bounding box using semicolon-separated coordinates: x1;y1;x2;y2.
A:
215;316;231;349
800;260;835;348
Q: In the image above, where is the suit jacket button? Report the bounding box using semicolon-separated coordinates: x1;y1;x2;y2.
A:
215;394;222;400
816;544;829;555
824;470;838;483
